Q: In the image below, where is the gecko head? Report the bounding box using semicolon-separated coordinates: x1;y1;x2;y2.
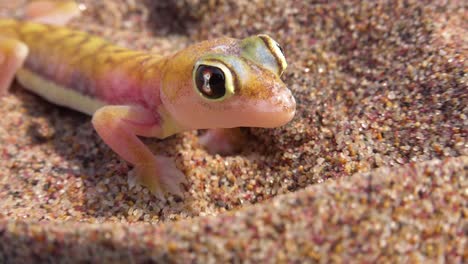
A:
160;35;296;130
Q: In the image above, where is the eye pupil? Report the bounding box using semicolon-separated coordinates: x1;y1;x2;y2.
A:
195;65;226;99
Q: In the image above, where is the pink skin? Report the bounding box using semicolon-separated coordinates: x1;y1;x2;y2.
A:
25;1;82;25
198;128;246;155
91;70;188;199
0;0;80;83
98;70;153;108
92;105;186;199
0;37;28;95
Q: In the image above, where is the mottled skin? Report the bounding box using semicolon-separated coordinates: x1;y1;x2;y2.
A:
0;2;296;199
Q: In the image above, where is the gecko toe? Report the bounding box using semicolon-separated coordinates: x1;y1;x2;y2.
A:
132;156;187;200
155;156;187;198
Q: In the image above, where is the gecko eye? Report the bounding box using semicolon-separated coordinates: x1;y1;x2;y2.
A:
193;57;235;101
195;65;226;99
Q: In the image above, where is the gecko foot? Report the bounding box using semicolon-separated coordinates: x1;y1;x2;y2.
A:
25;1;83;25
199;128;246;155
132;156;187;200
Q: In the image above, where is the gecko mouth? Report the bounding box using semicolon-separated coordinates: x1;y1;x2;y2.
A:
239;91;296;128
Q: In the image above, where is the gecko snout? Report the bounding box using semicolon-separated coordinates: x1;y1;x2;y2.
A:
245;86;296;128
273;87;296;126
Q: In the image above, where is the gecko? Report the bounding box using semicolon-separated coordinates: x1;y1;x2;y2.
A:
0;1;296;199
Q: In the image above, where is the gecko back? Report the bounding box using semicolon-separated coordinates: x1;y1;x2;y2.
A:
0;19;163;110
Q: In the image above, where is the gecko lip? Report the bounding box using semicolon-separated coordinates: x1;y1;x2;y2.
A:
245;90;296;128
270;92;296;126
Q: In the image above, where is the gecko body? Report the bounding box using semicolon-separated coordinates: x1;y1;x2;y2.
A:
1;19;160;115
0;2;296;198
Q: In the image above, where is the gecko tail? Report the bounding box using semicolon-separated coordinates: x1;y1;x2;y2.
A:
24;1;84;26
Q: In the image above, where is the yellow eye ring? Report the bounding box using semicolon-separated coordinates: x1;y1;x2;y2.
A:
193;59;235;102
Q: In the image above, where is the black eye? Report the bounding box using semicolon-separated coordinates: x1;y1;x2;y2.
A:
276;42;284;55
195;65;226;99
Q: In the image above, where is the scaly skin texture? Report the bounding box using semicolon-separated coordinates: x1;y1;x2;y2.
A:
0;19;162;108
0;3;296;199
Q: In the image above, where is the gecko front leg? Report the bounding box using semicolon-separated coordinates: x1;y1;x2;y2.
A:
24;0;82;26
92;105;186;199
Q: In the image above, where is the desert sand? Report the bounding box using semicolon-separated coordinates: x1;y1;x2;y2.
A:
0;0;466;262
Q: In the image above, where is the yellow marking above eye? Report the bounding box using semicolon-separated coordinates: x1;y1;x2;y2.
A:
193;59;236;102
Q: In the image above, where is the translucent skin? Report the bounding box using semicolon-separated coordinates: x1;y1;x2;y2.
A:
0;4;296;198
0;19;163;110
160;37;296;130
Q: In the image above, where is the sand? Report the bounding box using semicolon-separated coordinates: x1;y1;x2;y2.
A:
0;0;466;262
